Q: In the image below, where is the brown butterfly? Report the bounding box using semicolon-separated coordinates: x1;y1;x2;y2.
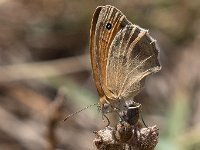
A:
90;5;161;114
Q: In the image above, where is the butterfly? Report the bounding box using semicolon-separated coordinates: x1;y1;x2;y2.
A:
90;5;161;115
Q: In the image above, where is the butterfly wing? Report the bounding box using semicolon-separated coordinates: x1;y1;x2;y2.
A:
90;5;129;100
106;24;161;100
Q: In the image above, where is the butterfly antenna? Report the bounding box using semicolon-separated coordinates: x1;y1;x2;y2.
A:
64;103;98;121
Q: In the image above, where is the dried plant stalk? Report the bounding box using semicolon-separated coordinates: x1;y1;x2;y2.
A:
94;121;159;150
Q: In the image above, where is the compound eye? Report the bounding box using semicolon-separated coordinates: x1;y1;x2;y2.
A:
102;103;111;114
103;103;110;109
106;23;112;30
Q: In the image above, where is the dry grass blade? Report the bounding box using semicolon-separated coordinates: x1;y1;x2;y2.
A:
0;55;89;82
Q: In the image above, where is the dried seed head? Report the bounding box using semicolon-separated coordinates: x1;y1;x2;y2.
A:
137;126;159;150
115;121;133;143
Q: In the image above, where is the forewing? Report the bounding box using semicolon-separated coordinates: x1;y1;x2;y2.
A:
90;5;129;98
106;25;161;100
90;6;103;97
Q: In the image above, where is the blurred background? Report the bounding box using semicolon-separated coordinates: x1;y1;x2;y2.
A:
0;0;199;150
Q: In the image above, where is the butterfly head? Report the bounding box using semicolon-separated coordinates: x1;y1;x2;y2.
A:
99;95;127;114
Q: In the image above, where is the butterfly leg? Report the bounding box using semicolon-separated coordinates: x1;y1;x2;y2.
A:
109;104;127;123
140;112;148;128
102;114;110;126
